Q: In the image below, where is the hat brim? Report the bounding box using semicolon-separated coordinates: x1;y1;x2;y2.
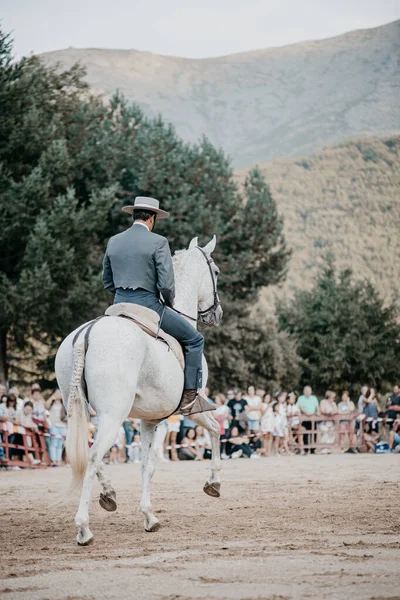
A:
122;204;169;219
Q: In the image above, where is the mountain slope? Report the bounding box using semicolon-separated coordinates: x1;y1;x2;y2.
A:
236;135;400;304
41;20;400;168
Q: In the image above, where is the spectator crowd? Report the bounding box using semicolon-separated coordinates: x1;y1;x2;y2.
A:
1;382;399;469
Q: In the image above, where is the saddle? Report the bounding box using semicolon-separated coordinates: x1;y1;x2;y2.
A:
105;303;184;370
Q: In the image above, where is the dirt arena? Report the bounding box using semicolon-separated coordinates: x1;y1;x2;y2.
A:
0;454;399;600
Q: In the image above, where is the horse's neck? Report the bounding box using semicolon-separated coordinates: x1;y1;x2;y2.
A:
173;256;199;329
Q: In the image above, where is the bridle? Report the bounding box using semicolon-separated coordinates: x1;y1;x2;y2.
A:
171;247;222;327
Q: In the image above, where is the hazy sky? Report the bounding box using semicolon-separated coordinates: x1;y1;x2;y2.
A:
1;0;399;58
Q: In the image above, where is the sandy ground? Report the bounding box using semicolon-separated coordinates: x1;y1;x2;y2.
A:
0;454;399;600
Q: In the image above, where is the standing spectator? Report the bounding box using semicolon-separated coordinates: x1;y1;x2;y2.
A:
358;385;368;413
363;388;379;433
45;389;67;467
277;392;290;454
227;389;248;431
271;401;286;454
385;384;400;425
286;392;302;452
260;394;274;456
319;391;338;453
127;419;141;463
31;388;46;421
0;394;17;423
388;419;400;452
338;391;356;451
122;418;135;463
297;386;320;454
8;387;24;411
14;401;40;465
109;427;125;464
153;420;168;462
244;386;262;433
213;394;230;438
166;414;181;461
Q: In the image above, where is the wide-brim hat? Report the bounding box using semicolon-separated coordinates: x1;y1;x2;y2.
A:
122;196;169;219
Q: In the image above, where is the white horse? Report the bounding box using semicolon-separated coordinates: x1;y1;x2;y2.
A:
55;235;223;546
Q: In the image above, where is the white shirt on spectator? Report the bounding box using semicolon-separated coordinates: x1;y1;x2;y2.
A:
245;395;262;421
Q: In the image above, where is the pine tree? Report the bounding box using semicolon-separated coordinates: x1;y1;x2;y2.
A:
278;257;400;394
0;28;290;387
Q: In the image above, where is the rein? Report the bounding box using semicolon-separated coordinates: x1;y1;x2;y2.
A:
171;247;221;326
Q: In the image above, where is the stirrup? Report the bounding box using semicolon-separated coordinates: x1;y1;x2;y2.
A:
181;394;216;416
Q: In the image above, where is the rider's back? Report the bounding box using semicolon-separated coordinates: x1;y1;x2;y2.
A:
103;224;175;306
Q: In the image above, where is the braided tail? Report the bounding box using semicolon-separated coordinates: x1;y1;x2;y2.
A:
66;339;89;490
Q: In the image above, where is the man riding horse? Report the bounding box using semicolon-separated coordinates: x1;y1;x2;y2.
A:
102;196;214;416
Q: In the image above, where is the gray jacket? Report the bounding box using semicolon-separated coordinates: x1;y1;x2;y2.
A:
102;223;175;307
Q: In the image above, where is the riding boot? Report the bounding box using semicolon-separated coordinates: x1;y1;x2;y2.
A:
179;389;216;416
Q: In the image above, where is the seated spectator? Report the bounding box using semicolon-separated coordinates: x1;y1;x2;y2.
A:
388;419;400;453
319;390;338;453
45;389;67;467
227;389;248;432
260;393;273;456
244;386;262;434
360;421;379;453
195;425;211;459
338;391;356;451
178;427;202;461
225;426;258;459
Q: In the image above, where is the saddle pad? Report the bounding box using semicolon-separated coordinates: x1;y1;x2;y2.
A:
105;303;184;370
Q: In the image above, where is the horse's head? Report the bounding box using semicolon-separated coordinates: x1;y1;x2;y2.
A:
187;235;223;327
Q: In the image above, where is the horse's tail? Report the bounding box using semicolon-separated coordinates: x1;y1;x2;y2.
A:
66;338;89;490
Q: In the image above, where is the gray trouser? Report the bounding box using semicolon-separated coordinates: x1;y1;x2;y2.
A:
114;288;203;389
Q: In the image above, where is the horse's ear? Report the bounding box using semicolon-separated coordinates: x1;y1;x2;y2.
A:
202;235;216;255
188;237;198;249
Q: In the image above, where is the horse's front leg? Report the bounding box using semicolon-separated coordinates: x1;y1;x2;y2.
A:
191;412;221;498
140;420;160;532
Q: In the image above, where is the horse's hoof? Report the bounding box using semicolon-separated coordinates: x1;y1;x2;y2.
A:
145;520;161;533
203;482;221;498
99;492;117;512
76;532;94;546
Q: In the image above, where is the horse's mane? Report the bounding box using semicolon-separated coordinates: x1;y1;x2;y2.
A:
172;248;189;273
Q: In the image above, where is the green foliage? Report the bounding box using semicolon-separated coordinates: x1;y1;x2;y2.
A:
206;301;301;392
278;257;400;394
0;28;289;386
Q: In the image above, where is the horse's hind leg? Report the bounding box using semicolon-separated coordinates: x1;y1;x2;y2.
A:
75;416;121;546
97;462;117;512
140;420;160;532
191;413;221;498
